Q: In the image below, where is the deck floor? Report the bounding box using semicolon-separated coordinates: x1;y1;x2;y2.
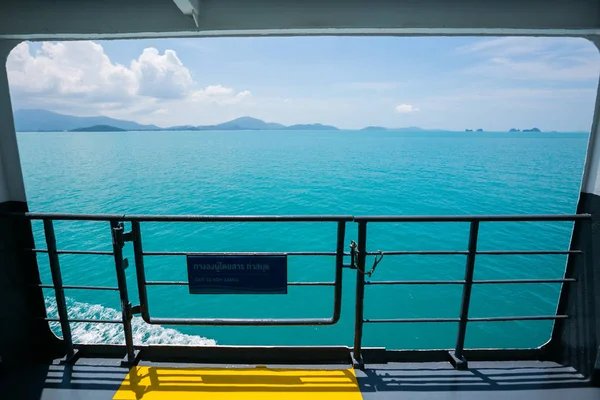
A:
1;359;599;399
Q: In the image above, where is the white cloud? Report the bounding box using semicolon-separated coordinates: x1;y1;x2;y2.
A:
190;85;253;104
202;85;234;96
234;90;252;102
457;37;600;81
6;41;251;120
395;104;419;113
7;41;136;101
130;48;195;99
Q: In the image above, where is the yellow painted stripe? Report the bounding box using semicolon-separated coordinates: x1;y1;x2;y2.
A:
113;366;363;399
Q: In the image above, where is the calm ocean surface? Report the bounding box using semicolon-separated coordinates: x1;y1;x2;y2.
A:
16;129;589;350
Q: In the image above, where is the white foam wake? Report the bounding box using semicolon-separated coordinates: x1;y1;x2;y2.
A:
44;297;216;346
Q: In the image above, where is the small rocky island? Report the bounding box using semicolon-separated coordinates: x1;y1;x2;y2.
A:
70;125;126;132
361;126;388;132
284;123;339;130
508;127;541;132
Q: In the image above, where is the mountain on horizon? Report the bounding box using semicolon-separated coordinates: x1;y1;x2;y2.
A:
190;118;337;131
360;126;388;131
14;109;438;133
70;125;126;132
164;116;286;131
13;109;160;132
212;116;285;130
284;123;339;131
13;109;343;132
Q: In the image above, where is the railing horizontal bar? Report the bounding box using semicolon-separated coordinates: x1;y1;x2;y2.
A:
145;280;334;286
364;315;568;323
468;315;568;322
364;318;460;323
289;282;335;286
364;250;579;256
44;318;123;324
366;250;468;255
477;250;582;255
147;317;336;326
35;284;120;291
0;212;353;222
30;248;115;255
127;215;354;222
10;213;125;221
365;279;573;286
366;280;465;285
57;250;114;255
474;278;576;284
143;251;341;256
354;214;590;222
1;212;589;223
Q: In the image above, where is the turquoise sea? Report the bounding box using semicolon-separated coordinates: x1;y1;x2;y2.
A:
16;130;589;350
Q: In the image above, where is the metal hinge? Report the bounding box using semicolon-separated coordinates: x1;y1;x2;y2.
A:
122;231;133;243
112;223;133;247
125;303;142;320
130;305;141;316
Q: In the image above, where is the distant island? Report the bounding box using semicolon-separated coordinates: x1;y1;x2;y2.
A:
508;128;541;132
165;116;286;131
12;109;450;133
14;110;343;132
361;126;388;132
14;109;159;131
13;109;566;134
165;119;339;131
284;123;339;131
70;125;126;132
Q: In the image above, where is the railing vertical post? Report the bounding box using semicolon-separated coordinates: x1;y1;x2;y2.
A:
44;219;74;359
583;219;597;373
110;220;135;364
332;221;346;323
353;221;367;367
451;220;480;370
131;221;149;320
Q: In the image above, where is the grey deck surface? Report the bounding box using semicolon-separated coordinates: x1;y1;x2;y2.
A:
1;359;598;399
355;361;600;399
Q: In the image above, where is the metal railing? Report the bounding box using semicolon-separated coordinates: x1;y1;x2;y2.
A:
129;216;351;326
352;214;592;368
0;211;592;368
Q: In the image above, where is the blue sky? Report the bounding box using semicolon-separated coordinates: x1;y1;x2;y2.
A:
6;36;600;131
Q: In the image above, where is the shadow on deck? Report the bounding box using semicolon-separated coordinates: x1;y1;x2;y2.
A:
1;359;599;399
